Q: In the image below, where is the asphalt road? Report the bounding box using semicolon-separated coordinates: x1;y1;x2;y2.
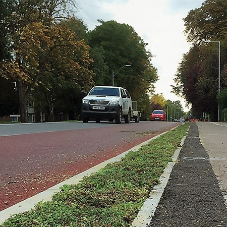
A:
0;121;113;136
0;121;179;211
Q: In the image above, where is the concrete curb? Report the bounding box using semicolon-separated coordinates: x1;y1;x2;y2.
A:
131;136;186;227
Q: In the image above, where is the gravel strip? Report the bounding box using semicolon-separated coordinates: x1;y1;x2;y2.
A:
148;122;227;227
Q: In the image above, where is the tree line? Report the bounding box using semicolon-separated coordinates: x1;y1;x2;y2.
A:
172;0;227;121
0;0;158;122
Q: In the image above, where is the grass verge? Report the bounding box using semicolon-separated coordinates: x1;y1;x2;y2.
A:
1;123;190;227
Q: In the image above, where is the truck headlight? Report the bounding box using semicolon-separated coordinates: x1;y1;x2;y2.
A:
82;99;89;104
109;100;119;105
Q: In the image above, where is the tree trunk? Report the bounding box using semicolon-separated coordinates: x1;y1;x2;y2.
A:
17;80;28;123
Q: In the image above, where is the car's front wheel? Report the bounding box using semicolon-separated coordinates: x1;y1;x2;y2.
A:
83;116;89;123
124;110;130;123
115;110;122;124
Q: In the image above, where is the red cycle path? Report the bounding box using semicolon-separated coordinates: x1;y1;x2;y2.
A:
0;122;179;211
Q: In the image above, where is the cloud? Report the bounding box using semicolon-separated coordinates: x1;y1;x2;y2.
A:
166;0;204;14
101;1;187;92
76;1;115;29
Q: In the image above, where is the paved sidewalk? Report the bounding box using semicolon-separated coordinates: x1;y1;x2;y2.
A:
148;122;227;227
198;122;227;204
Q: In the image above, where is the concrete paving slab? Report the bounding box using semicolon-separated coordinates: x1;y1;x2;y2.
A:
197;122;227;206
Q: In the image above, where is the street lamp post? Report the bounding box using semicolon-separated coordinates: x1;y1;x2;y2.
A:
205;40;221;121
112;64;131;86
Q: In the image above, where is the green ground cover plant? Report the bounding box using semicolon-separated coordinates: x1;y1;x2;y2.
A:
1;123;189;227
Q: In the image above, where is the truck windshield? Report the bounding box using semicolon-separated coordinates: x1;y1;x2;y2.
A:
89;87;120;96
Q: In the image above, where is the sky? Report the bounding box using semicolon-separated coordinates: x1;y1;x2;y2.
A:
75;0;205;111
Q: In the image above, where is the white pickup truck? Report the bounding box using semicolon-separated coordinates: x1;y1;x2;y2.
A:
81;86;140;123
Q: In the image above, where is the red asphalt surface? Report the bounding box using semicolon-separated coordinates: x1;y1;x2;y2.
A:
0;121;179;211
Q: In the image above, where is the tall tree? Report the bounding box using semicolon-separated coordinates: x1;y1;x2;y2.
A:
0;1;18;118
150;93;166;111
32;18;93;121
0;0;14;61
173;0;227;120
172;43;221;120
165;100;185;121
0;0;93;122
184;0;227;43
88;20;157;117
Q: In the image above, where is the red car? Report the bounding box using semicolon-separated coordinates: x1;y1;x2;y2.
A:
150;110;166;121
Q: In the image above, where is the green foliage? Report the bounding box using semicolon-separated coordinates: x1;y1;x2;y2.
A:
2;123;190;227
0;0;93;122
218;88;227;121
150;93;166;111
172;42;222;120
1;2;159;122
88;20;158;113
30;18;94;121
137;92;151;120
89;46;109;85
166;100;185;121
60;17;88;42
150;95;185;121
184;0;227;42
222;108;227;122
218;88;227;109
221;108;227;122
0;0;14;61
174;0;227;120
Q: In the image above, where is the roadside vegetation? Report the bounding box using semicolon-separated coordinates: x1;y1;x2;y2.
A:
1;123;189;227
172;0;227;121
